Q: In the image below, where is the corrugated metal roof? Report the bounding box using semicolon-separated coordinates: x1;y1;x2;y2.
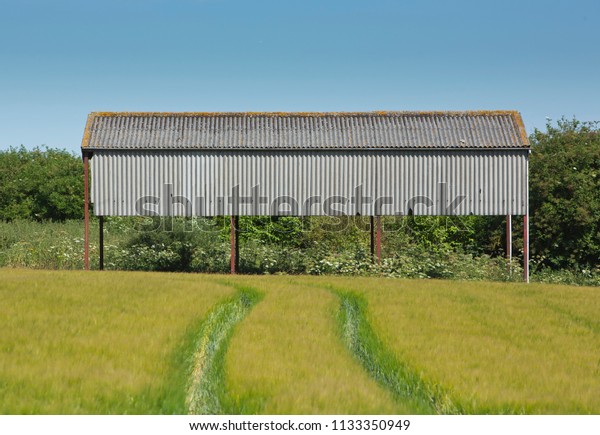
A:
81;111;529;150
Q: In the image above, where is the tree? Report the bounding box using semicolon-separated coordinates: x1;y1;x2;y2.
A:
529;118;600;269
0;146;84;221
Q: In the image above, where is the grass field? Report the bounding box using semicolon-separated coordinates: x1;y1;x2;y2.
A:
0;269;233;414
222;277;407;414
1;269;599;414
301;277;600;414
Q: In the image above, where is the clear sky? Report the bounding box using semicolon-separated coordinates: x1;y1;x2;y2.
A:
1;0;598;153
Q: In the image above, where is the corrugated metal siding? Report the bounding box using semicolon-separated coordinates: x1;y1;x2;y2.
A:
90;150;528;216
84;112;529;150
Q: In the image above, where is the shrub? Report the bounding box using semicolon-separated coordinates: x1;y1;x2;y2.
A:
529;118;600;269
0;146;83;221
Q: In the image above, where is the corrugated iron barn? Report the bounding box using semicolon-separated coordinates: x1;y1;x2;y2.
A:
81;111;531;279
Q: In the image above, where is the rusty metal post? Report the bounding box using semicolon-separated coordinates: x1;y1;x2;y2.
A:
524;214;529;283
83;153;90;271
235;216;240;272
230;215;238;274
370;216;375;261
99;215;104;271
506;214;512;275
376;216;382;265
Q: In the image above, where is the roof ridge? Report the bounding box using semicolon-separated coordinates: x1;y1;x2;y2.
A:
88;110;521;118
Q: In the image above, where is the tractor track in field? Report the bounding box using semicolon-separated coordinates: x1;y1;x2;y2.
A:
329;286;465;414
295;281;464;414
337;291;456;414
186;285;262;415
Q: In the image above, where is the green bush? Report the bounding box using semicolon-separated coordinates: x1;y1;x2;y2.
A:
530;265;600;287
0;220;92;269
529;118;600;269
0;218;597;286
117;218;227;272
0;147;83;221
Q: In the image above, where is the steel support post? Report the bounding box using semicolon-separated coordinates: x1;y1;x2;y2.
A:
524;214;530;283
376;216;382;265
99;215;104;271
506;214;512;275
83;153;90;271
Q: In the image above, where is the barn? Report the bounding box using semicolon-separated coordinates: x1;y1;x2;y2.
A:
80;111;530;280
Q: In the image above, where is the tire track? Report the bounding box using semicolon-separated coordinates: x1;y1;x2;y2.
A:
186;286;262;415
336;290;464;414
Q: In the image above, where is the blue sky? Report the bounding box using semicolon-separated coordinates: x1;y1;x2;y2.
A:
1;0;598;153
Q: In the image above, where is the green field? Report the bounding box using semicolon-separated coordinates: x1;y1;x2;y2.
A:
1;269;599;414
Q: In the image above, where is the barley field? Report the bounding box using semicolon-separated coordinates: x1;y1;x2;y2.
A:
0;269;598;414
0;269;233;414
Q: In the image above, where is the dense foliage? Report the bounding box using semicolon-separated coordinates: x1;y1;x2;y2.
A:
529;118;600;270
0;146;83;221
